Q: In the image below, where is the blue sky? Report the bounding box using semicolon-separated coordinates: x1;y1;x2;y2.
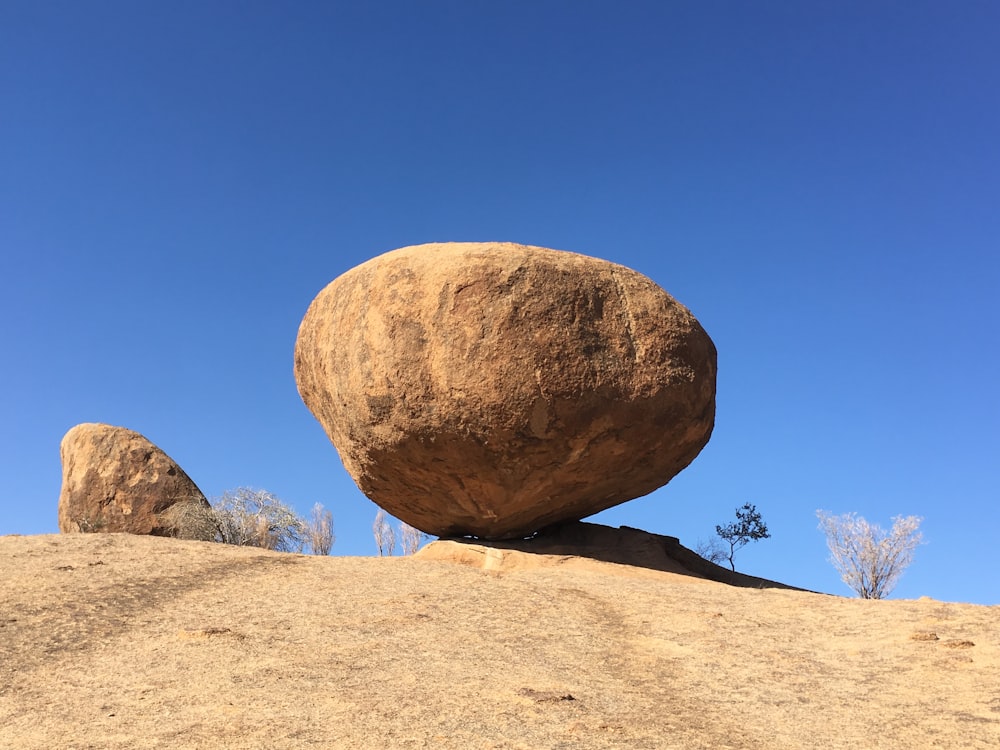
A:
2;2;997;603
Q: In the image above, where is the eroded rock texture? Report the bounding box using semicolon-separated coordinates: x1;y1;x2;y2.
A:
295;242;716;538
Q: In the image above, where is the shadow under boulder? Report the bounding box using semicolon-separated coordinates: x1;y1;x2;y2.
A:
419;521;805;590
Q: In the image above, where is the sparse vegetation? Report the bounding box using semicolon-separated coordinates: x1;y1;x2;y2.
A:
399;521;427;555
817;510;923;599
74;515;108;533
160;500;219;541
305;502;335;555
715;503;771;572
373;508;396;556
212;487;306;552
372;512;430;556
694;537;728;566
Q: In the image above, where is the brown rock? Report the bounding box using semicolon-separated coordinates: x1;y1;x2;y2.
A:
58;423;215;539
294;242;716;539
415;521;804;589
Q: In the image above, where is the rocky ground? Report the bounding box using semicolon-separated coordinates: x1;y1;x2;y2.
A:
1;532;998;749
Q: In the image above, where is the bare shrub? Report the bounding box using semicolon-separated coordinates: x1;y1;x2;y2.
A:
305;503;335;555
74;516;107;533
213;488;306;552
159;500;220;541
399;522;427;555
817;511;923;599
694;538;728;566
373;509;396;556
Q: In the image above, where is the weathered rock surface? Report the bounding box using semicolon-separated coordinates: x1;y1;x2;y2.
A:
416;521;803;589
58;423;215;539
294;242;717;538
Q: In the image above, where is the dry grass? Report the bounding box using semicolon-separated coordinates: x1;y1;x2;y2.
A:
1;533;998;749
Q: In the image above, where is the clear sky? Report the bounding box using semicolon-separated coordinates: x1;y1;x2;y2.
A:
2;2;997;603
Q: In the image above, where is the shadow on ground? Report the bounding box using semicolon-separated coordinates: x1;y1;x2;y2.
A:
438;520;808;590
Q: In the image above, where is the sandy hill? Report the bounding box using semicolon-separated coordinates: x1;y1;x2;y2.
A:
1;531;997;749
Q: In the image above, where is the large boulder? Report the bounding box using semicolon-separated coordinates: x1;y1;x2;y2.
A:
294;242;717;539
58;423;216;539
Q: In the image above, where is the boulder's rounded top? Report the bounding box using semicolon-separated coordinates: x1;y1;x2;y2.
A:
343;241;635;276
62;422;138;442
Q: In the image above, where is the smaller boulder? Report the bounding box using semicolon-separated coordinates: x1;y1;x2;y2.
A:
58;423;216;540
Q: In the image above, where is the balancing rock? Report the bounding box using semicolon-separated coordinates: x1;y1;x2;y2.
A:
58;423;215;539
294;242;716;539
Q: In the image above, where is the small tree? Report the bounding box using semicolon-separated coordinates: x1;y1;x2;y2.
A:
399;521;426;555
817;511;923;599
373;509;396;556
715;503;771;572
305;502;335;555
212;487;306;552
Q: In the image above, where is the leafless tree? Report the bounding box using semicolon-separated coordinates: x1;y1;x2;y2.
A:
212;487;306;552
373;508;396;556
694;538;728;566
817;511;923;599
399;521;426;555
305;503;335;555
